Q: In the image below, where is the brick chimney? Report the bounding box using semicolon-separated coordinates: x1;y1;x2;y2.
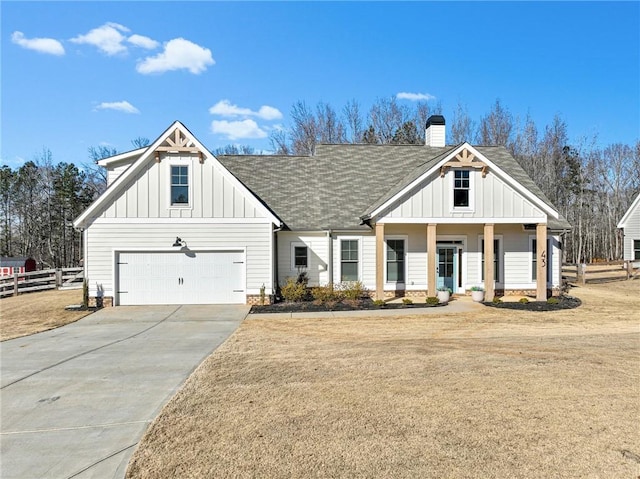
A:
425;115;445;147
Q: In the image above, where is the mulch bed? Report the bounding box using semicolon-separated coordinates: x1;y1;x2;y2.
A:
483;295;582;311
250;298;445;314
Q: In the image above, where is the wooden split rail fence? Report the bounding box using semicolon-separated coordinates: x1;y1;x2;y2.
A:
0;267;83;298
562;261;639;285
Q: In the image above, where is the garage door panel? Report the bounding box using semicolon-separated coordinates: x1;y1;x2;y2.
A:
117;251;245;305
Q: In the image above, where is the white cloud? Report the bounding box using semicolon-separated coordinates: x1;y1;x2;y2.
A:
11;31;65;56
95;101;140;114
209;100;282;120
397;92;436;101
211;119;267;140
136;38;214;74
127;34;159;50
71;22;130;56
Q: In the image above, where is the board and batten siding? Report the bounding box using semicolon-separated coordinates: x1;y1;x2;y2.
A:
85;222;273;299
622;201;640;261
381;169;546;221
100;153;264;220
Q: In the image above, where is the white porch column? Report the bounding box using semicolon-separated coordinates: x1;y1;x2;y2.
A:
484;223;495;301
427;223;437;297
536;223;547;301
376;223;384;301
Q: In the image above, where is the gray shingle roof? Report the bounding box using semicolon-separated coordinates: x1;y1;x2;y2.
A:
218;144;571;231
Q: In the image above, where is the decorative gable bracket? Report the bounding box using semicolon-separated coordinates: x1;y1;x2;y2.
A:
154;128;205;164
440;148;488;178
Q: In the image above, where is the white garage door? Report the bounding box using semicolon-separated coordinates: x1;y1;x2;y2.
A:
117;250;245;305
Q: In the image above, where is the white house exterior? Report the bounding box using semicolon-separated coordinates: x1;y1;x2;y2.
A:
618;193;640;263
75;117;570;306
74;122;280;306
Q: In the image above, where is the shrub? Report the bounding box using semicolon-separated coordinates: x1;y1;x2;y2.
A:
492;296;503;304
373;299;385;307
259;284;266;305
281;277;306;302
296;270;309;285
83;278;89;309
340;281;367;300
426;296;439;305
402;298;413;305
547;297;560;304
519;297;530;304
311;283;339;303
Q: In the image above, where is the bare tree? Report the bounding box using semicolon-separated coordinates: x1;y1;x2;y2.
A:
131;137;150;149
477;99;514;147
450;102;475;144
343;99;363;143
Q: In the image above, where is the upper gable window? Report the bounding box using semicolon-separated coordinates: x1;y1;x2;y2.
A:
453;170;470;208
171;165;189;206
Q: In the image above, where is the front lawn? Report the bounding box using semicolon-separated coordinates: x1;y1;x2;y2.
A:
126;280;640;478
0;289;91;341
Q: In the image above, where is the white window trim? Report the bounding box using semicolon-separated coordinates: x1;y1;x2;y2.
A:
336;236;362;283
450;169;475;213
290;242;308;271
384;235;408;287
478;234;503;285
167;158;193;210
529;235;552;285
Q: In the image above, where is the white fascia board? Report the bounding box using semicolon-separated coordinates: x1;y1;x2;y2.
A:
369;143;560;221
74;121;282;229
92;217;274;224
617;193;640;228
96;147;148;167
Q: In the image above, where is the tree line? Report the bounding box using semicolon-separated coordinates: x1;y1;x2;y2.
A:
1;99;637;268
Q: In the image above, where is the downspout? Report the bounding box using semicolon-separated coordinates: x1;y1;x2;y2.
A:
273;224;283;301
327;229;333;283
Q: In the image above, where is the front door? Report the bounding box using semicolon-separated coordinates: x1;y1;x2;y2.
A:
437;246;458;292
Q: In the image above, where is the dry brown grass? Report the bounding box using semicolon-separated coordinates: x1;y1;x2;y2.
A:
127;280;640;479
0;289;90;341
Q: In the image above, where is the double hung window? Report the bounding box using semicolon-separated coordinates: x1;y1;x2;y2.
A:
453;170;470;208
171;166;189;206
340;240;358;282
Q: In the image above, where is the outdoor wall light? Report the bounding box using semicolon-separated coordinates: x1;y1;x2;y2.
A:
172;237;186;247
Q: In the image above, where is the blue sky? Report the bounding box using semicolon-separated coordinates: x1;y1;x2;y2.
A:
2;1;639;168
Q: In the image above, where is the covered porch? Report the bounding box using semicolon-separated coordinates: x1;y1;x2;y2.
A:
373;222;549;302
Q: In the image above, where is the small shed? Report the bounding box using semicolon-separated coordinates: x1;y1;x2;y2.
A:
0;257;37;276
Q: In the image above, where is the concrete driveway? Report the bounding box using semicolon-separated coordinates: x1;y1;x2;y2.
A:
0;304;248;479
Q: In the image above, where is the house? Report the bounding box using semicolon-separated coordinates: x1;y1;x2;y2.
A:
74;117;570;306
0;257;36;276
617;193;640;264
